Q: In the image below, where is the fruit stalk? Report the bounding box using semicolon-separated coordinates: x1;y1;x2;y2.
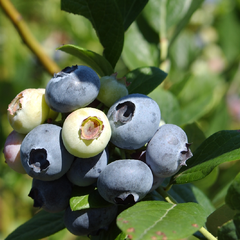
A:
0;0;60;75
157;187;217;240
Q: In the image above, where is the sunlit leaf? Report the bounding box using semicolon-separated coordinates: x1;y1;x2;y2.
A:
70;186;111;211
117;201;207;240
57;44;114;77
171;130;240;185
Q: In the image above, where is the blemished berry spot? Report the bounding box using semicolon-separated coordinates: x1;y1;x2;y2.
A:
80;116;104;140
8;92;23;115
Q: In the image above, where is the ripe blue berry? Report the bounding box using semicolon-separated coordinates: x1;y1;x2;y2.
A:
97;159;153;205
67;148;109;187
107;93;161;150
20;124;74;181
64;205;118;236
28;175;73;213
45;65;100;113
146;124;193;178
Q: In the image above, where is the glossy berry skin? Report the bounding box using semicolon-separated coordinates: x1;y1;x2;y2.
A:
107;93;161;150
28;175;72;213
146;124;193;178
3;130;26;174
7;88;50;134
64;205;118;236
45;65;100;113
97;159;153;205
67;148;108;187
62;107;111;158
20;124;74;181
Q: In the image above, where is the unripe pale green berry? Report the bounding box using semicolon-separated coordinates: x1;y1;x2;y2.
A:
97;73;129;107
46;108;59;122
7;88;50;134
62;107;111;158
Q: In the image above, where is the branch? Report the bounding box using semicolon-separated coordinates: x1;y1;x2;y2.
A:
0;0;61;75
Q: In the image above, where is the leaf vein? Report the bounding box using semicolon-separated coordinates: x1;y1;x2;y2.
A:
139;204;176;239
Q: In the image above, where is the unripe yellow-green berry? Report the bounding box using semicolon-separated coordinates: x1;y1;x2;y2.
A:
62;107;111;158
7;88;50;134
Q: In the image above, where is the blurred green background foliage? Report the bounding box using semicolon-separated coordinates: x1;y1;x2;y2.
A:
1;0;240;239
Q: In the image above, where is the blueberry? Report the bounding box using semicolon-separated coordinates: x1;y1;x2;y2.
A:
107;93;161;150
97;159;153;205
62;107;111;158
67;148;109;187
28;175;73;213
45;65;100;113
3;130;26;174
64;205;118;236
20;124;74;181
146;124;193;178
7;88;50;134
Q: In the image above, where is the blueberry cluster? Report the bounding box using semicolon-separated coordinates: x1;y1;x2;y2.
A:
3;65;193;236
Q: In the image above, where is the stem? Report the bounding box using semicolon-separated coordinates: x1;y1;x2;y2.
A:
198;227;217;240
156;187;177;204
0;0;61;75
164;182;173;192
157;187;217;240
159;0;170;73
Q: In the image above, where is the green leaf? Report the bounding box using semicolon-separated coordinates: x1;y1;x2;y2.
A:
142;0;203;43
125;67;167;95
115;0;149;31
122;22;159;69
218;220;238;240
177;74;225;125
117;201;207;240
169;184;215;216
5;210;65;240
169;0;204;47
233;213;240;238
61;0;124;68
182;122;206;153
170;130;240;185
225;172;240;211
57;44;114;77
206;204;236;237
70;186;112;211
148;87;181;125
